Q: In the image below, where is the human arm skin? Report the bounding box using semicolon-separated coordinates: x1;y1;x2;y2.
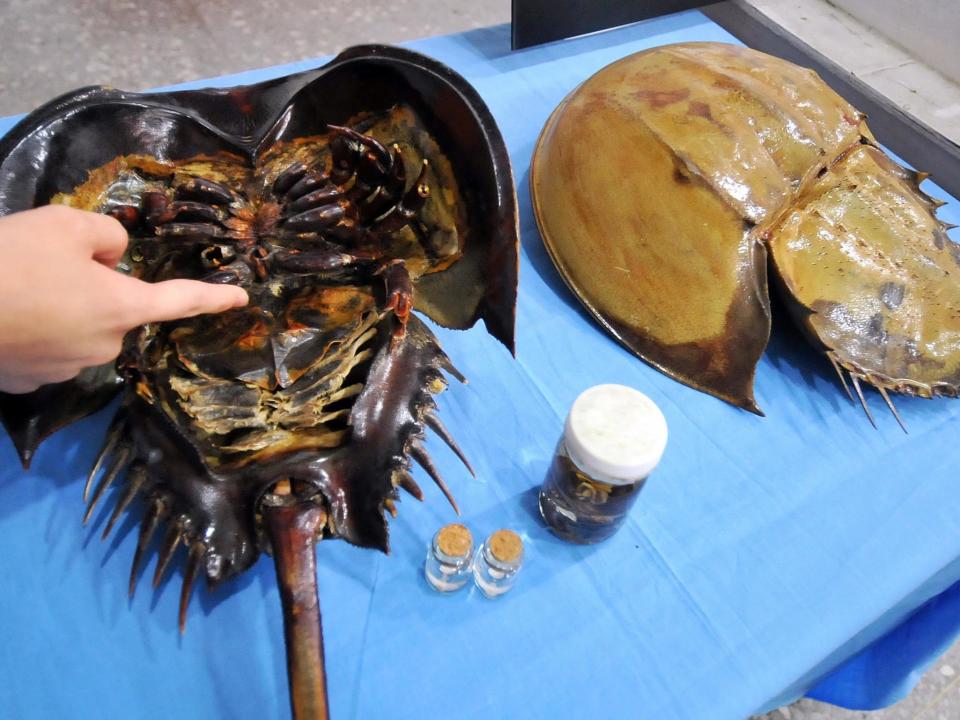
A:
0;206;248;393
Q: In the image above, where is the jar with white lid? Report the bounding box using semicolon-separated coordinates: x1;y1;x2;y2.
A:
538;384;668;544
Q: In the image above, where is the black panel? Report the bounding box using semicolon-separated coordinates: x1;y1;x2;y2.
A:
511;0;706;49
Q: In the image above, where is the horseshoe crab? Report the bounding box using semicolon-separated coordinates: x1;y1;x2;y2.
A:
0;45;518;719
531;42;958;425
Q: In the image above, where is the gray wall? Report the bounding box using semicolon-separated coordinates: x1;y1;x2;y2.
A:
830;0;960;83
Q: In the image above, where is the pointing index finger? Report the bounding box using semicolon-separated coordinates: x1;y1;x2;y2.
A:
115;275;249;328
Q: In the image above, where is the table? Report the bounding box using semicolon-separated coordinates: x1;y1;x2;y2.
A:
3;10;960;719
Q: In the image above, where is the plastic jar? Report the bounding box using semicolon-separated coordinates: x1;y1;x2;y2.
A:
538;384;668;543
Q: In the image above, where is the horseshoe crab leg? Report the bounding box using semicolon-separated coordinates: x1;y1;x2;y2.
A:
850;374;878;429
264;500;330;720
827;353;855;403
877;385;908;434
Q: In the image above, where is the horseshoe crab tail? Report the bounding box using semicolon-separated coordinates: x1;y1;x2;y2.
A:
264;500;330;720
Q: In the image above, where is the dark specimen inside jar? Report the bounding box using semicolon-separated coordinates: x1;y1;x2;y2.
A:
538;384;667;544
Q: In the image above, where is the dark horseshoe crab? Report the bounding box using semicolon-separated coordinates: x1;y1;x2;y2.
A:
0;45;518;719
531;42;958;427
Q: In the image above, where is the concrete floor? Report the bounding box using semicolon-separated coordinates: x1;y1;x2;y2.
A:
754;641;960;720
0;0;507;116
747;0;960;145
2;1;958;718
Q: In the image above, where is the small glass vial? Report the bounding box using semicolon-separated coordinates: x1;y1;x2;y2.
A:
539;384;668;544
473;529;524;598
424;523;474;592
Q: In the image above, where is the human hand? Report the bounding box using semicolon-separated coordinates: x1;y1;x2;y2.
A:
0;205;248;393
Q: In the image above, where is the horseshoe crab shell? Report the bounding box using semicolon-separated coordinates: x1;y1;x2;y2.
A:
531;42;958;419
0;44;520;719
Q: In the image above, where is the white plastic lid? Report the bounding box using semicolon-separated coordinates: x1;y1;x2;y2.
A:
563;384;668;484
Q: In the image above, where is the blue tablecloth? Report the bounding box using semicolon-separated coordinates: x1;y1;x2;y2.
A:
3;10;960;720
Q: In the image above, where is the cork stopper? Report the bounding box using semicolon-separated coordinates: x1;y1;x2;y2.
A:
436;523;473;558
488;529;523;564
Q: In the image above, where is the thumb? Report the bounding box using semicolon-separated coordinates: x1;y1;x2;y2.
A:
40;206;131;268
123;277;249;325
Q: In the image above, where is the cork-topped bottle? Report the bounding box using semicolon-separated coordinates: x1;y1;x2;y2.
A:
473;529;524;598
425;523;474;592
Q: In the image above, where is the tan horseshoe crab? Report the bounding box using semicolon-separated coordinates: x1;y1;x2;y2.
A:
0;45;518;719
531;42;958;427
